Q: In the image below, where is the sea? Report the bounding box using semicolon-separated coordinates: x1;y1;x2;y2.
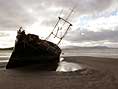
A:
0;47;118;69
62;47;118;59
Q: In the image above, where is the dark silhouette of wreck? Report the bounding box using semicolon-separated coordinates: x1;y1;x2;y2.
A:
6;28;61;70
6;14;73;70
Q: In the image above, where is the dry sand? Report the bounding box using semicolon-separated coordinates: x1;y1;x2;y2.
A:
0;56;118;89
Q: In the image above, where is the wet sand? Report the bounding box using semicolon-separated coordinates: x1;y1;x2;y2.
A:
0;56;118;89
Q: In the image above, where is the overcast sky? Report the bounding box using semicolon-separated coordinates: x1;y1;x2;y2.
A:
0;0;118;48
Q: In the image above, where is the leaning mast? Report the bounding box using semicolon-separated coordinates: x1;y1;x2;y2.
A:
46;8;74;45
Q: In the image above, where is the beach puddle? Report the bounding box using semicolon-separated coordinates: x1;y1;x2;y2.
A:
56;57;82;72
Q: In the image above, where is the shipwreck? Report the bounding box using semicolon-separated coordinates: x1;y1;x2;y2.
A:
6;12;73;70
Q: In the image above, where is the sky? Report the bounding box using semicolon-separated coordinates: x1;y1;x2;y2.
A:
0;0;118;48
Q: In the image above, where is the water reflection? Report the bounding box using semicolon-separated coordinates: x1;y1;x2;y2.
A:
56;57;82;72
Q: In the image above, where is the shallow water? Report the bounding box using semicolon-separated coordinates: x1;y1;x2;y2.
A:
56;61;82;72
62;48;118;58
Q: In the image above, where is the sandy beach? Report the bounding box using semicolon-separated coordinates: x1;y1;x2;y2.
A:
0;56;118;89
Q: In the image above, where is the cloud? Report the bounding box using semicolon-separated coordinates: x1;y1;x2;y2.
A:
0;31;16;47
0;32;9;37
0;0;118;47
79;13;118;32
0;0;114;30
0;0;39;30
65;28;118;42
50;0;113;14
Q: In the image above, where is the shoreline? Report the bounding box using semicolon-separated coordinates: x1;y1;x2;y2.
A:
61;54;118;59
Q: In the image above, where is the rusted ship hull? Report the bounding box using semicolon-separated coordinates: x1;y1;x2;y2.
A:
6;29;61;70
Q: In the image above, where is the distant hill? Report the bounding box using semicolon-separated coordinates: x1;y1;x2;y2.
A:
62;46;111;50
90;46;109;48
0;47;14;50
